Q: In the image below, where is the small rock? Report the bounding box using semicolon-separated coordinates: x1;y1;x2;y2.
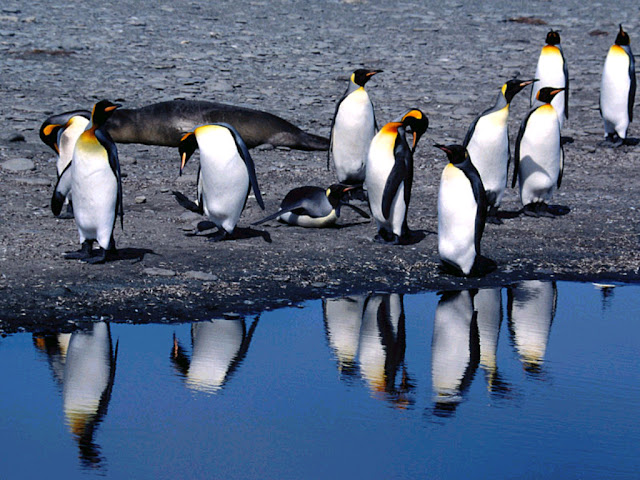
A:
143;267;176;277
1;158;35;171
311;282;327;288
184;270;218;281
8;133;25;142
135;196;147;204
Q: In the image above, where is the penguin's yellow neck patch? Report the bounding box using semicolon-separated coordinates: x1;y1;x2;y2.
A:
443;163;464;180
610;44;629;57
541;45;561;56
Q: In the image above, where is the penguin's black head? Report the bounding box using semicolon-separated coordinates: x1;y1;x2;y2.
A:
40;122;63;154
352;69;383;87
400;109;429;151
615;24;630;46
178;131;198;175
545;30;561;46
434;144;469;165
536;87;565;104
326;183;358;207
503;78;537;103
91;100;121;127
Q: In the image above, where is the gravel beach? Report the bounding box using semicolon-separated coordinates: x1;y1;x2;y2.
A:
1;0;639;333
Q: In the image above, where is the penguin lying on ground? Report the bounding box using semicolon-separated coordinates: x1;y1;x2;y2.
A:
531;30;569;129
179;123;265;241
600;24;636;146
328;69;382;184
52;100;124;264
435;144;495;277
365;109;429;244
252;184;370;228
464;78;535;223
513;87;565;217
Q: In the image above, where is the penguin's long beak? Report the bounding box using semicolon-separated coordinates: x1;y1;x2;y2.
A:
520;79;536;87
434;144;451;155
550;88;565;96
179;152;187;176
366;69;383;77
105;104;122;113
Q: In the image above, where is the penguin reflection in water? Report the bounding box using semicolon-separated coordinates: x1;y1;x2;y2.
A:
252;184;370;228
513;87;566;217
52;100;123;264
179;123;265;241
435;144;495;277
365;109;429;244
600;24;636;146
463;78;535;223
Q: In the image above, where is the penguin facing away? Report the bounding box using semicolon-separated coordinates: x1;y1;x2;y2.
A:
600;24;636;145
435;144;495;277
179;123;265;241
52;100;124;264
463;78;535;222
328;69;382;184
365;109;429;244
531;30;569;129
252;184;370;228
513;87;565;217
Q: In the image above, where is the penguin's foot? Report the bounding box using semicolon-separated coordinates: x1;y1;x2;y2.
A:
471;255;497;277
374;229;400;245
486;206;502;225
600;134;624;148
84;247;108;264
522;204;539;217
57;203;74;220
536;203;555;218
207;229;231;242
64;240;93;260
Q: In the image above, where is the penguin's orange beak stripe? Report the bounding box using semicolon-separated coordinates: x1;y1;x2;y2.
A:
104;105;119;113
180;152;188;172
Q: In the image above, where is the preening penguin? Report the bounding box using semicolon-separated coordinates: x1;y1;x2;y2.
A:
513;87;565;217
463;78;535;222
365;109;428;244
328;69;382;184
52;100;123;264
600;24;636;145
435;144;495;277
531;30;569;129
179;123;265;241
252;184;369;228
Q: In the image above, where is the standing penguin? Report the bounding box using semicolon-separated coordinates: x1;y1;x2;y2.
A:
435;144;495;277
531;30;569;129
328;69;382;184
179;123;265;240
513;87;565;217
365;109;428;244
52;100;123;264
252;184;369;228
463;78;535;222
600;24;636;145
41;113;91;218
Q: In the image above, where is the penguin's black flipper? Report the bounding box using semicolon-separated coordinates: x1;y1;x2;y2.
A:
557;143;564;188
628;47;636;123
51;162;73;216
463;164;488;256
340;202;370;219
381;133;411;220
96;128;124;229
222;123;265;210
172;191;203;214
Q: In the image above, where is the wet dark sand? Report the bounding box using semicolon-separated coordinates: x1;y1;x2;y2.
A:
0;1;638;333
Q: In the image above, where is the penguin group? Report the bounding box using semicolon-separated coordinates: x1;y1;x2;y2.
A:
43;25;635;278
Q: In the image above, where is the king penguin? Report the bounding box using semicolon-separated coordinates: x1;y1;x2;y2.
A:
512;87;565;217
179;123;265;240
328;69;382;185
600;24;636;145
365;109;428;244
52;100;123;264
531;30;569;129
463;78;535;222
252;184;369;228
435;144;495;277
41;113;91;218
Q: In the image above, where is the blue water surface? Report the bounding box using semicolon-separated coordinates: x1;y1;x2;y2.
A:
0;281;638;479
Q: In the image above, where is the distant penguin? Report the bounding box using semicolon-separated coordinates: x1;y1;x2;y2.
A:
328;69;382;184
365;109;428;244
435;144;494;277
52;100;124;264
513;87;565;217
464;78;535;221
600;24;636;145
179;123;265;241
531;30;569;129
41;113;91;218
251;184;369;228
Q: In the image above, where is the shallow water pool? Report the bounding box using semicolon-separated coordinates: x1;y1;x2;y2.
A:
1;281;638;479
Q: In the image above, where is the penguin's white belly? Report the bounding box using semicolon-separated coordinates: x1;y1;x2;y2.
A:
332;96;375;183
466;111;509;205
366;136;406;236
600;47;632;138
71;148;117;247
279;210;338;228
518;108;561;205
532;54;567;127
200;150;249;234
438;165;477;275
